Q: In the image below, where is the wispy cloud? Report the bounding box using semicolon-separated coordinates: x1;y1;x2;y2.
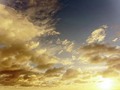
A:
86;25;107;44
0;0;120;87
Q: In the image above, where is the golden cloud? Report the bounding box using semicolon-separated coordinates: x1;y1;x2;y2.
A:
0;0;120;87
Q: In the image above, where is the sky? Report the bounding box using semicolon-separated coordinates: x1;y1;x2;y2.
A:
57;0;120;44
0;0;120;90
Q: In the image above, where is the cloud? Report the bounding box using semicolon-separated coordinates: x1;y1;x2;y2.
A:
79;42;120;79
0;1;78;87
86;25;107;44
0;0;120;87
79;26;120;79
100;69;119;78
62;69;80;80
45;67;64;77
112;38;119;42
0;2;63;86
56;39;75;53
79;43;120;63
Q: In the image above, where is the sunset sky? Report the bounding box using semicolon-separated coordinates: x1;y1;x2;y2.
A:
57;0;120;44
0;0;120;90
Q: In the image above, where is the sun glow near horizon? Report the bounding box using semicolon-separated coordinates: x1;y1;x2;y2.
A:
0;1;120;90
97;78;115;90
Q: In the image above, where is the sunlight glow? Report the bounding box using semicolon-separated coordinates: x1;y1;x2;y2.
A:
98;78;114;90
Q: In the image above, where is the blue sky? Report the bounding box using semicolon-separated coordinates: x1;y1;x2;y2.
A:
0;0;120;89
56;0;120;44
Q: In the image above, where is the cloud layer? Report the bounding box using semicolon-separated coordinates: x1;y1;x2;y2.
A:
0;2;62;86
0;0;120;87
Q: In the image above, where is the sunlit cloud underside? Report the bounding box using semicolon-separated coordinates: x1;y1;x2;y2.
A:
0;0;120;90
